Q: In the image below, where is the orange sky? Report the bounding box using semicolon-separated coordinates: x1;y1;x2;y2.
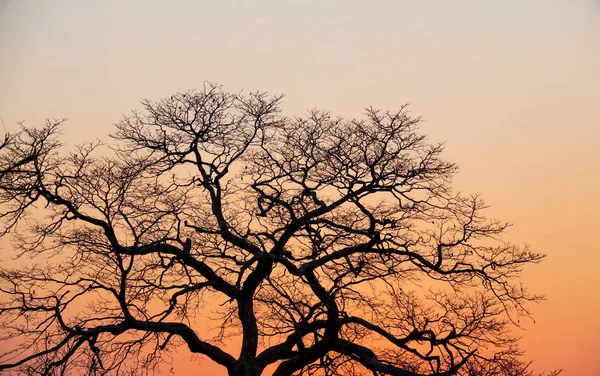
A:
1;1;599;374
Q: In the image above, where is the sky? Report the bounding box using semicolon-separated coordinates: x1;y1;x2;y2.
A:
1;0;599;374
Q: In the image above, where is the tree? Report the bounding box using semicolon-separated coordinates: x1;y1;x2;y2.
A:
0;84;557;376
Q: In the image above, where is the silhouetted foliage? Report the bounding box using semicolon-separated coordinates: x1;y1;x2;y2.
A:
0;84;559;375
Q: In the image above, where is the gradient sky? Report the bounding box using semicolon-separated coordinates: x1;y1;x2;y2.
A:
1;1;599;374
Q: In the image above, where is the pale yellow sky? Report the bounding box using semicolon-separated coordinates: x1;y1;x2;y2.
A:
1;1;599;374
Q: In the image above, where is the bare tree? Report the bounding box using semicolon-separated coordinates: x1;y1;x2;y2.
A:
0;84;558;376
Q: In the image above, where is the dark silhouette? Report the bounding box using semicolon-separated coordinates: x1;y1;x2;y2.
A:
0;84;560;375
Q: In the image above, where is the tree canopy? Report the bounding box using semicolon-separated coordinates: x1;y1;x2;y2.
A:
0;84;556;376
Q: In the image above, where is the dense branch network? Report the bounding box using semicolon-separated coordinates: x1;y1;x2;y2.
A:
0;84;557;376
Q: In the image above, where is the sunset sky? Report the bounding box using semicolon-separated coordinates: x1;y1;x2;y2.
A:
1;1;599;374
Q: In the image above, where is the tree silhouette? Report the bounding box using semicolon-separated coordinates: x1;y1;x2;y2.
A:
0;84;558;376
